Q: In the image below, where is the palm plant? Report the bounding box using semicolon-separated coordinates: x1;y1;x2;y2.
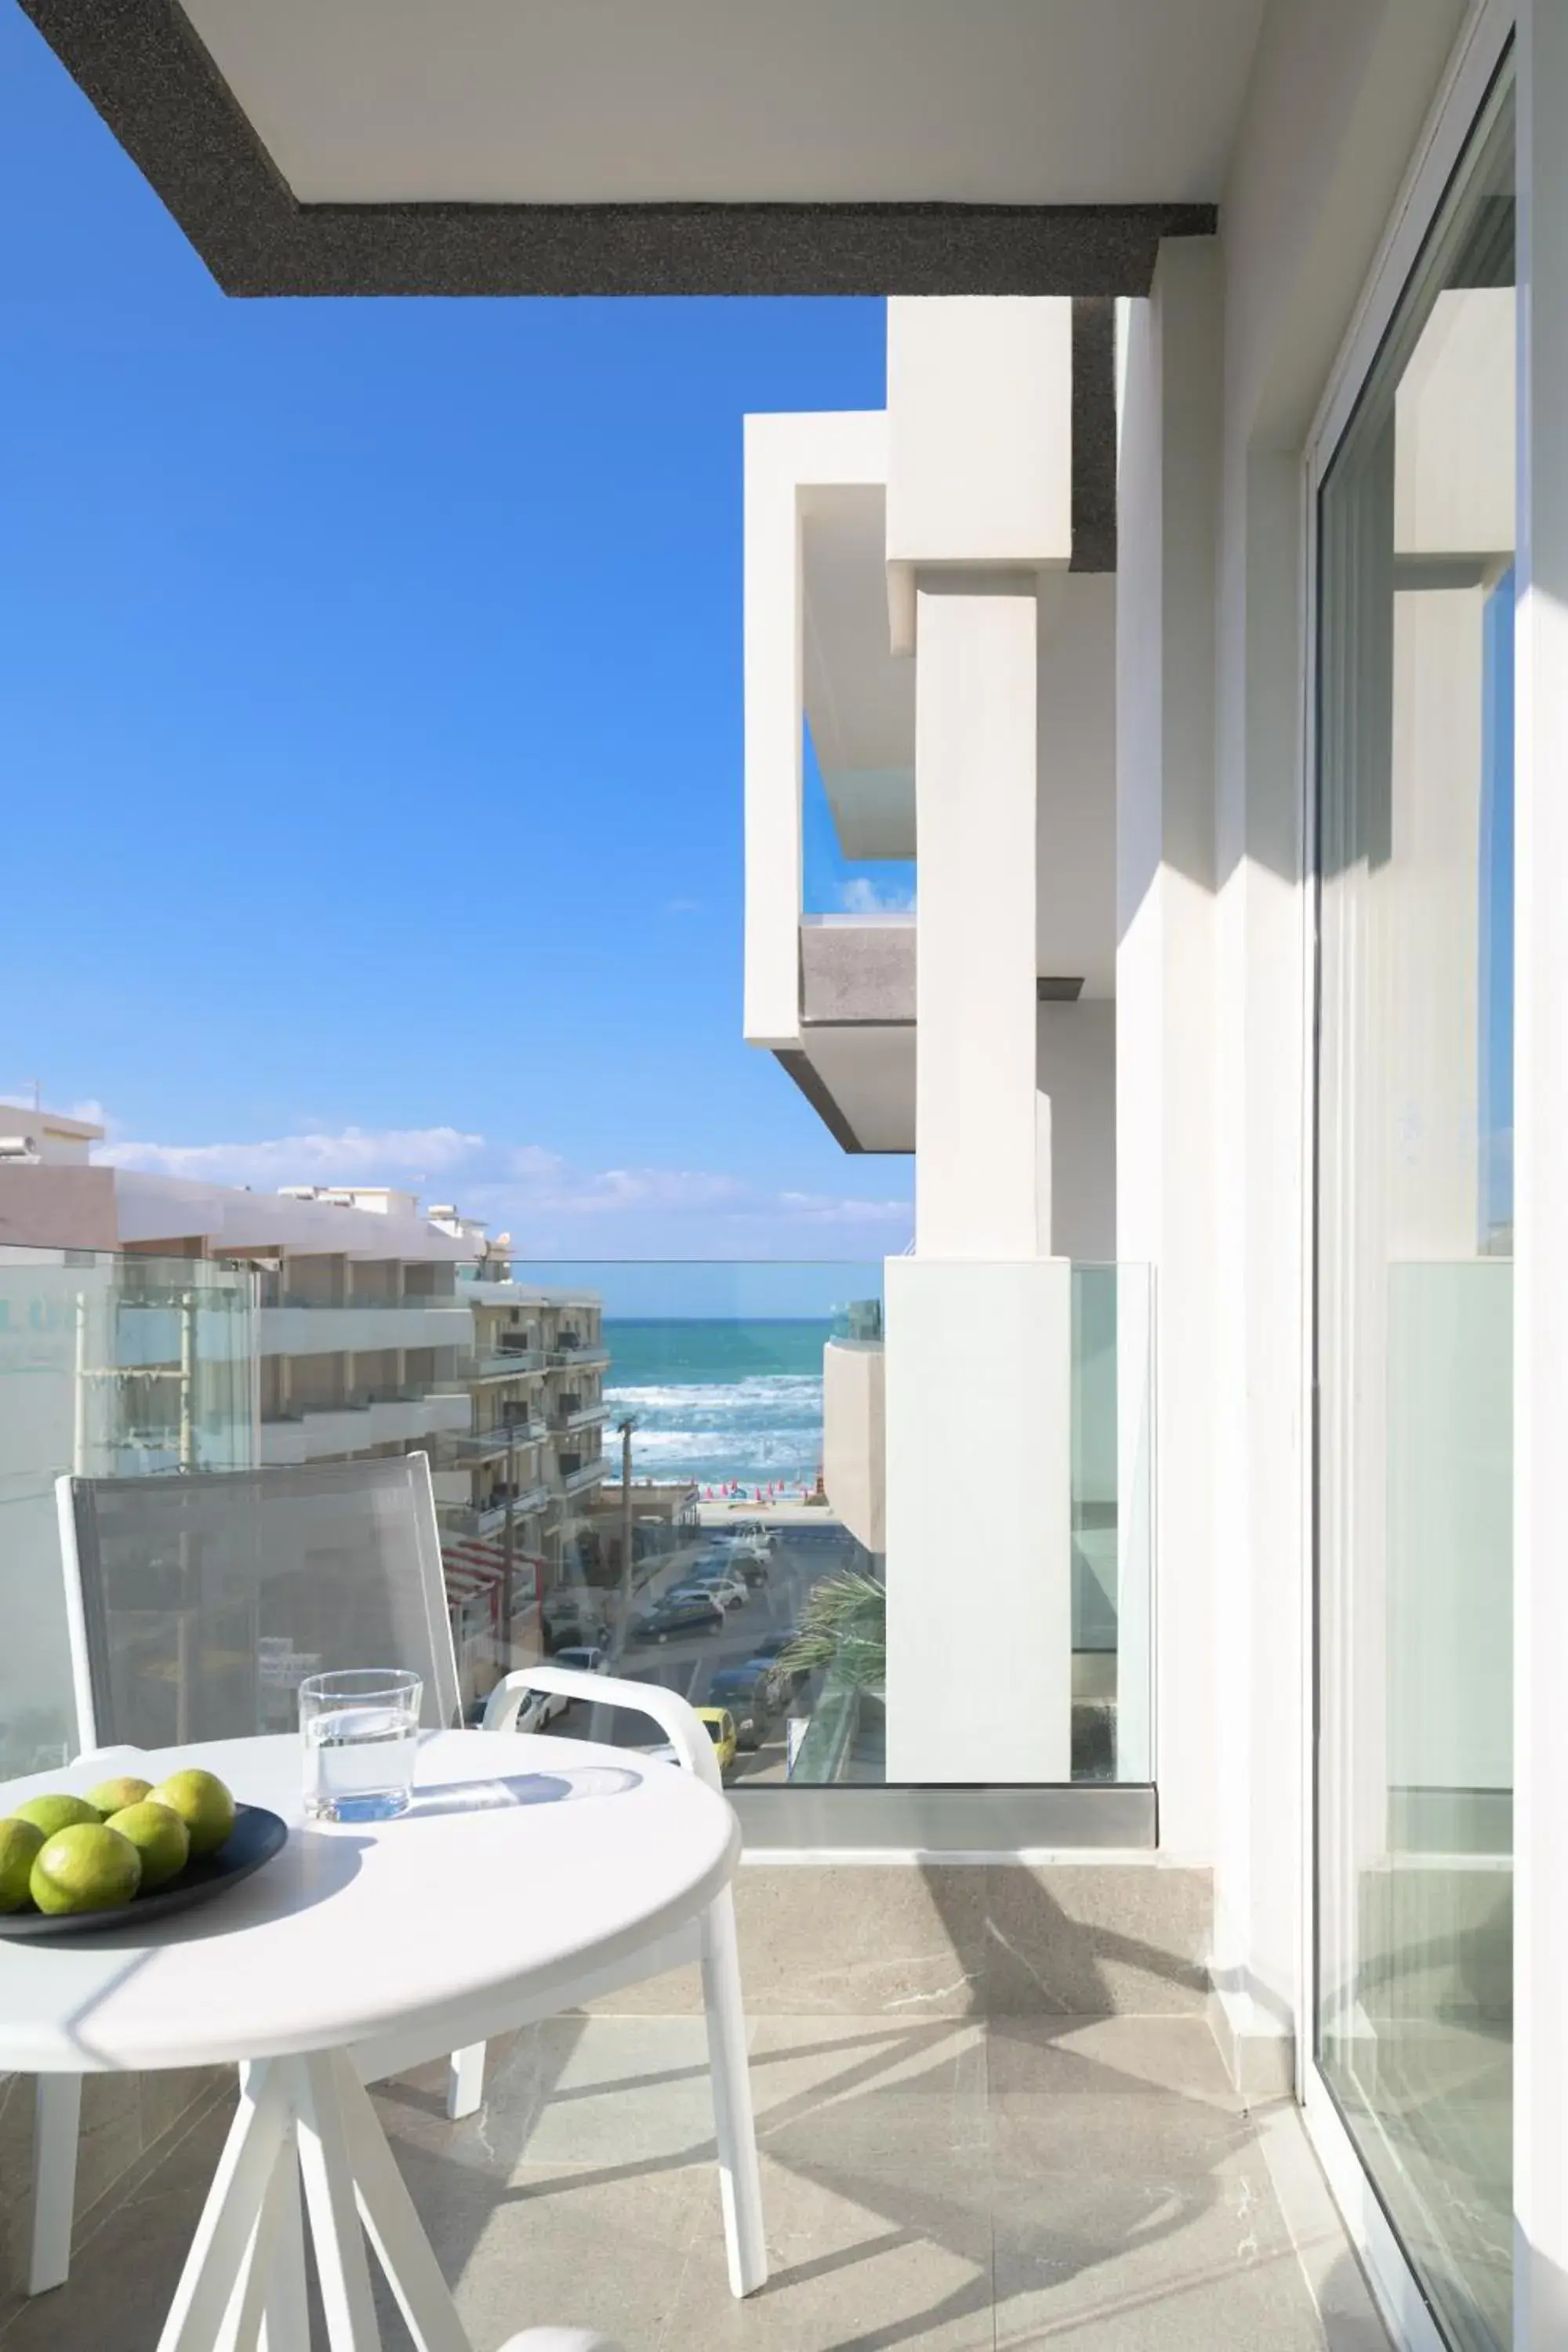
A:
780;1569;886;1696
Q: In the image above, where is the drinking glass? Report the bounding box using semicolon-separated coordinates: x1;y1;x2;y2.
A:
300;1668;423;1821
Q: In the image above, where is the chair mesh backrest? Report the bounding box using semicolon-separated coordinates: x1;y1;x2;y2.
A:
63;1455;460;1751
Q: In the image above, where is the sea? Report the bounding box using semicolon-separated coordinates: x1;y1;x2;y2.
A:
604;1318;829;1494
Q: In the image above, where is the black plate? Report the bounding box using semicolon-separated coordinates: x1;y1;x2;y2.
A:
0;1804;289;1939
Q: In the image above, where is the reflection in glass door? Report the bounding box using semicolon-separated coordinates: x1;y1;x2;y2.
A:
1315;66;1515;2352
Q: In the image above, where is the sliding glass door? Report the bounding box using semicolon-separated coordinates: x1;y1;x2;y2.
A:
1315;62;1515;2352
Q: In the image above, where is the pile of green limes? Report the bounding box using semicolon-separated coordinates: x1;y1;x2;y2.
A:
0;1769;237;1917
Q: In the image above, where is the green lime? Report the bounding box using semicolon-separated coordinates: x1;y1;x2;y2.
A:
149;1769;235;1859
13;1793;100;1841
106;1801;190;1889
85;1775;154;1819
30;1824;141;1916
0;1818;45;1912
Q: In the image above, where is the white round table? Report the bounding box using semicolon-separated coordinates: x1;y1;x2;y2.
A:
0;1730;746;2351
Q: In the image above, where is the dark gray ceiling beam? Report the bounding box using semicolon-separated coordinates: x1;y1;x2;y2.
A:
22;1;1216;300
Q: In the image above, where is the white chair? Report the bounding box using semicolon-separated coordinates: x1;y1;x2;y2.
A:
33;1455;766;2308
475;1660;766;2298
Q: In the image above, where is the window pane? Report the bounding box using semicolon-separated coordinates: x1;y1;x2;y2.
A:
1316;68;1514;2352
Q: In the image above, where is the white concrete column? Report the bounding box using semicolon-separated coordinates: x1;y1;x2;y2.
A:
1515;8;1568;2336
880;299;1076;1783
884;572;1075;1782
1115;242;1223;1840
1207;442;1308;2099
914;574;1044;1259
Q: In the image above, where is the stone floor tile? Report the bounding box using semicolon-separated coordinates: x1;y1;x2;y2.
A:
986;2013;1245;2110
747;2016;988;2143
657;2147;994;2352
370;2145;712;2352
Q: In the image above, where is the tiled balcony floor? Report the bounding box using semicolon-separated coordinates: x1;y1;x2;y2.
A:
0;2016;1388;2351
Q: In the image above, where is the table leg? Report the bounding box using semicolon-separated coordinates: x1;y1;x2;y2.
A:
296;2052;384;2350
336;2053;471;2352
157;2066;291;2352
259;2126;309;2352
158;2051;480;2352
214;2119;307;2352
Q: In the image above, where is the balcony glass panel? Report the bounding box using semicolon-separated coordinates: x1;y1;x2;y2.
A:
0;1245;256;1774
802;725;916;921
1315;67;1514;2352
0;1249;1153;1801
499;1258;1153;1790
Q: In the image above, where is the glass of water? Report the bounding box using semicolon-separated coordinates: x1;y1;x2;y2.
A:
299;1668;423;1821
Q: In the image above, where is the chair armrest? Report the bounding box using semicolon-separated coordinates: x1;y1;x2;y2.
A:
481;1667;724;1793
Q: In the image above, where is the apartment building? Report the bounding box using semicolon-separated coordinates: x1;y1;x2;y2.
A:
0;1116;612;1694
0;1110;597;1695
0;1115;475;1468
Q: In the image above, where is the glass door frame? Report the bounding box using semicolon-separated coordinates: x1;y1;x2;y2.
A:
1298;2;1517;2346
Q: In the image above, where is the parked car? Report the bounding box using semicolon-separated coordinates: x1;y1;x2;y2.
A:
630;1592;723;1644
682;1571;749;1611
543;1592;608;1646
717;1546;770;1588
552;1645;608;1680
725;1520;775;1552
704;1663;782;1749
516;1682;567;1731
749;1627;810;1690
695;1706;739;1775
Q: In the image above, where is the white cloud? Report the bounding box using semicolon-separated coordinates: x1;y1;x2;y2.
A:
99;1124;485;1185
80;1109;912;1254
839;877;916;916
771;1190;911;1226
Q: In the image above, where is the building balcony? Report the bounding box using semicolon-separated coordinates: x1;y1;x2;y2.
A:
471;1346;546;1379
552;1400;612;1434
548;1343;610;1371
260;1386;470;1462
2;1929;1356;2350
257;1301;471;1357
446;1417;548;1461
556;1455;609;1496
445;1484;553;1537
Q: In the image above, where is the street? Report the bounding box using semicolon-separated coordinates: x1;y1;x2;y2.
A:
549;1519;860;1783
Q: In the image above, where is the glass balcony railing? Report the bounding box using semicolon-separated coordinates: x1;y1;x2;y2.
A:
499;1258;1153;1791
471;1345;547;1377
0;1243;256;1775
0;1246;1153;1797
447;1418;548;1459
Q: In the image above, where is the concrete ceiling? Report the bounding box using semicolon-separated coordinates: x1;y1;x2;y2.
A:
779;1027;916;1156
177;0;1268;208
22;3;1235;296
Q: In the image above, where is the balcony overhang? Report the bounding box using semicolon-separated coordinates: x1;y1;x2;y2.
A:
17;2;1254;297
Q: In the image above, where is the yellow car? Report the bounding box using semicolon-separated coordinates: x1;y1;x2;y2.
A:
695;1707;738;1776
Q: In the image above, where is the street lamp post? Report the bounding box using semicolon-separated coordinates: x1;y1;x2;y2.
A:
500;1428;517;1671
615;1416;637;1649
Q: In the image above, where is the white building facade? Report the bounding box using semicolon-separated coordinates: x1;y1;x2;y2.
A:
738;12;1535;2343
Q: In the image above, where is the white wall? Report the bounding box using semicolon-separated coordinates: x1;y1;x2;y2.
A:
1201;0;1469;2088
1036;572;1117;996
1116;238;1223;1871
887;297;1073;571
1036;1001;1116;1261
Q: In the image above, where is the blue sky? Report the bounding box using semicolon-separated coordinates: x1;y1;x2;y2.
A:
0;4;911;1261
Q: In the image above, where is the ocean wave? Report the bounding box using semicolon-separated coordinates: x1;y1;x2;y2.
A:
601;1332;828;1485
605;1376;821;1414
